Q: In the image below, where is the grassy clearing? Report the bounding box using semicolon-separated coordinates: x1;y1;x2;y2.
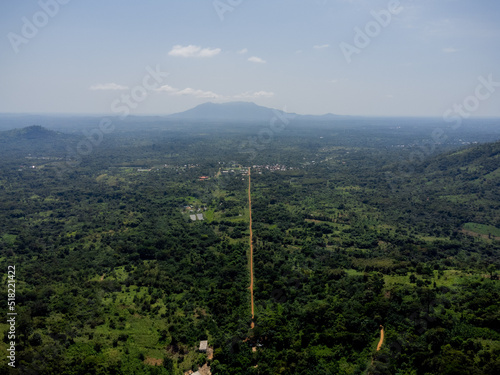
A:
1;234;17;245
90;265;130;282
94;312;164;348
464;222;500;237
383;270;474;289
344;269;363;277
351;258;395;270
204;208;215;222
418;235;450;242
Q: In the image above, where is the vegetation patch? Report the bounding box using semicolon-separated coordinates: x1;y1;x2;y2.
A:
464;222;500;237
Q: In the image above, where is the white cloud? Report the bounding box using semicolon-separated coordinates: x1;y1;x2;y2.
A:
156;84;220;98
235;91;274;99
237;48;248;54
155;84;178;93
175;88;220;98
168;45;199;57
443;47;459;53
168;44;221;58
89;83;128;90
155;84;273;100
313;44;330;49
198;47;222;57
248;56;266;64
252;91;274;98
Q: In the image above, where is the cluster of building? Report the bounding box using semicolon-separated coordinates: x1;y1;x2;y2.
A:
220;169;247;175
184;206;207;221
252;164;293;172
25;155;62;160
190;213;204;221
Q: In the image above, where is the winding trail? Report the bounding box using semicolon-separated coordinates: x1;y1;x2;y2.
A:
369;325;385;370
376;325;384;351
248;167;255;329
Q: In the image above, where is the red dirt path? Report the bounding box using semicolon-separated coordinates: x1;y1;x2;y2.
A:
248;167;255;329
376;325;384;351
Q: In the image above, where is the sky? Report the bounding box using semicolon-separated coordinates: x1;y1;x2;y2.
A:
0;0;499;117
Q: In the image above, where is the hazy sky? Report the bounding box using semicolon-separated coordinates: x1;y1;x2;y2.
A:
1;0;499;117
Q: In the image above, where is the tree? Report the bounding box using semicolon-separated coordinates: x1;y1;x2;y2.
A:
163;356;174;373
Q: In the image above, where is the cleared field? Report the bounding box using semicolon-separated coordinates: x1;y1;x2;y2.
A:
464;222;500;237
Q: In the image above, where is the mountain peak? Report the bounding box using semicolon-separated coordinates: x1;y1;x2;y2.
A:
10;125;58;139
0;125;73;156
166;101;344;123
167;101;286;122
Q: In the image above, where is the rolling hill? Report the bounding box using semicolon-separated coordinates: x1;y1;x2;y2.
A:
0;125;76;156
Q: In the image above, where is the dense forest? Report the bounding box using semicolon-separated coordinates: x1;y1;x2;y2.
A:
0;118;499;374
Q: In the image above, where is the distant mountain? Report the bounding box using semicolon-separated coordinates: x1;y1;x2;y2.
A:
3;125;59;139
0;125;75;156
166;102;346;123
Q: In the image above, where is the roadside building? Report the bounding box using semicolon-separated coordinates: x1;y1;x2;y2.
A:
199;340;208;353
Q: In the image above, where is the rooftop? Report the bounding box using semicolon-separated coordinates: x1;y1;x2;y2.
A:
199;340;208;351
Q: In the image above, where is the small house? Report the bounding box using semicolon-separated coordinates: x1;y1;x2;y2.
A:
199;340;208;353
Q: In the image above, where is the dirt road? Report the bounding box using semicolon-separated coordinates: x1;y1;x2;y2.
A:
369;325;385;369
248;167;255;329
376;325;384;351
